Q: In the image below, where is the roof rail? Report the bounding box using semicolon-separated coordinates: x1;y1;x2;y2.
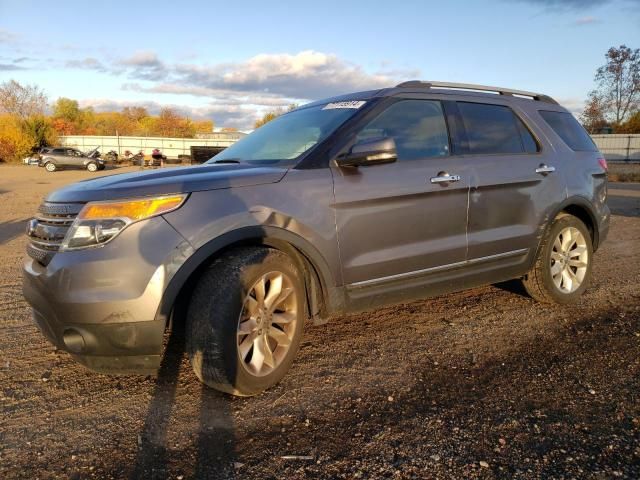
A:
395;80;558;105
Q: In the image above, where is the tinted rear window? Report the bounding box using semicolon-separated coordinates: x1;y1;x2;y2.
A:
458;102;536;155
539;110;597;151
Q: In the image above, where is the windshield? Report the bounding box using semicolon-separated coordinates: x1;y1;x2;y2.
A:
208;104;363;164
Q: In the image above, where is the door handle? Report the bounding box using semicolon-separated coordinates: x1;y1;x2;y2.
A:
535;165;556;174
430;173;461;184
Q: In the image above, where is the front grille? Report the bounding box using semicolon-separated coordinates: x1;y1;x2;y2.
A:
26;202;84;265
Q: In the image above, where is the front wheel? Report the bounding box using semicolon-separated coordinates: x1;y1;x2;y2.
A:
86;162;98;172
44;162;57;172
522;213;593;304
186;247;305;396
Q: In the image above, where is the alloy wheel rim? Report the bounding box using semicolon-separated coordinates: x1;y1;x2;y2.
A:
550;226;588;294
46;163;55;171
237;271;298;377
88;164;97;171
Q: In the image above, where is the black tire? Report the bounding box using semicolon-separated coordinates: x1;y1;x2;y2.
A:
186;247;306;396
44;162;57;172
522;213;593;304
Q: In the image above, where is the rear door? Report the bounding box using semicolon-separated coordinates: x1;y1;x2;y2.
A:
456;100;566;264
331;98;471;288
49;148;66;165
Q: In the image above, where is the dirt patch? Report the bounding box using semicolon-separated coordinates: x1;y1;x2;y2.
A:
0;165;639;479
609;162;640;182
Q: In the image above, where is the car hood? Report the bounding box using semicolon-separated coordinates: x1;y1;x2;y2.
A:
46;164;289;203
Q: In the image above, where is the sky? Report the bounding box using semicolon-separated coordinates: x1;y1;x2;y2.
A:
1;0;639;131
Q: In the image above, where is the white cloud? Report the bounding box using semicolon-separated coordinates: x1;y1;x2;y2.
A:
555;97;585;115
65;57;108;72
117;50;167;80
0;28;19;44
61;49;415;129
171;50;398;99
573;15;599;25
514;0;640;9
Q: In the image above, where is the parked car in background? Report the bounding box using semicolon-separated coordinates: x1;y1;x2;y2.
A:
23;81;610;397
38;147;106;172
23;155;40;165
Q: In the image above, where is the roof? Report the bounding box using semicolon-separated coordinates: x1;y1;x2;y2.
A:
395;80;558;105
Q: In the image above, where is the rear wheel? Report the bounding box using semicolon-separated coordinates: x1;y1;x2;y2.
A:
86;162;98;172
522;214;593;304
44;162;56;172
186;247;305;396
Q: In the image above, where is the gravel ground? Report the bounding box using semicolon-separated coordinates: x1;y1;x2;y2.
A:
0;165;638;479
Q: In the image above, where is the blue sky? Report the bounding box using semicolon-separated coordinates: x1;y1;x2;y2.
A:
1;0;639;130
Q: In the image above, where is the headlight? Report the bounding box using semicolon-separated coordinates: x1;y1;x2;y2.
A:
60;194;187;251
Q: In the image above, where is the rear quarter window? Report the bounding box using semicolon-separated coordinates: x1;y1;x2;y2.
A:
538;110;597;152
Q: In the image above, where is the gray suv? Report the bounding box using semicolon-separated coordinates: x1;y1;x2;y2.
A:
23;81;610;396
39;147;106;172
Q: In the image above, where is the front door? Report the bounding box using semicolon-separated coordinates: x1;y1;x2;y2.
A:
331;98;471;288
65;149;85;168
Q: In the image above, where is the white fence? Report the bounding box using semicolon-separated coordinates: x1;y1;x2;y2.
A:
59;133;245;159
591;134;640;162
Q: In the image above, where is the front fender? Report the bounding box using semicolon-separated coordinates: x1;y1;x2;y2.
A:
155;225;340;325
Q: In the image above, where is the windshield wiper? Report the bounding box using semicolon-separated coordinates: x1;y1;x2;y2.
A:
212;158;242;164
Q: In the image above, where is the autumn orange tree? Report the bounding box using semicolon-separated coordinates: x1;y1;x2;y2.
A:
49;102;215;138
254;104;299;129
0;79;221;161
0;80;57;162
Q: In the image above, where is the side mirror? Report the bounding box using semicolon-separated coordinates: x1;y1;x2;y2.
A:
336;137;397;168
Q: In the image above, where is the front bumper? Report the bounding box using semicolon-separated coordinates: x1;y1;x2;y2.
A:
22;216;193;374
30;305;164;374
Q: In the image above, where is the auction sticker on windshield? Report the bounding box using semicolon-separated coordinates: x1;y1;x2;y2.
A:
322;101;367;110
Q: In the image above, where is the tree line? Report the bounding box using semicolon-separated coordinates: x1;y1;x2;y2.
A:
581;45;640;134
0;79;216;162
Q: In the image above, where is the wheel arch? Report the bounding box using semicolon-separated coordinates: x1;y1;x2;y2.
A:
156;226;336;330
537;196;600;258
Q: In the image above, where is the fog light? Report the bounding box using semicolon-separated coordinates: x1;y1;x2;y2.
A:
63;329;86;353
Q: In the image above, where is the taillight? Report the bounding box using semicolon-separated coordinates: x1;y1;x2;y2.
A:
598;158;608;171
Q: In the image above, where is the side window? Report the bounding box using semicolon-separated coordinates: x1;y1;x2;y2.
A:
538;110;597;152
458;102;527;155
356;100;450;161
516;116;539;153
52;149;65;155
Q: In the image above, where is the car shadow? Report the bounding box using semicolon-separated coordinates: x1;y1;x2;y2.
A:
0;219;28;245
607;194;640;218
129;319;238;479
493;278;530;298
